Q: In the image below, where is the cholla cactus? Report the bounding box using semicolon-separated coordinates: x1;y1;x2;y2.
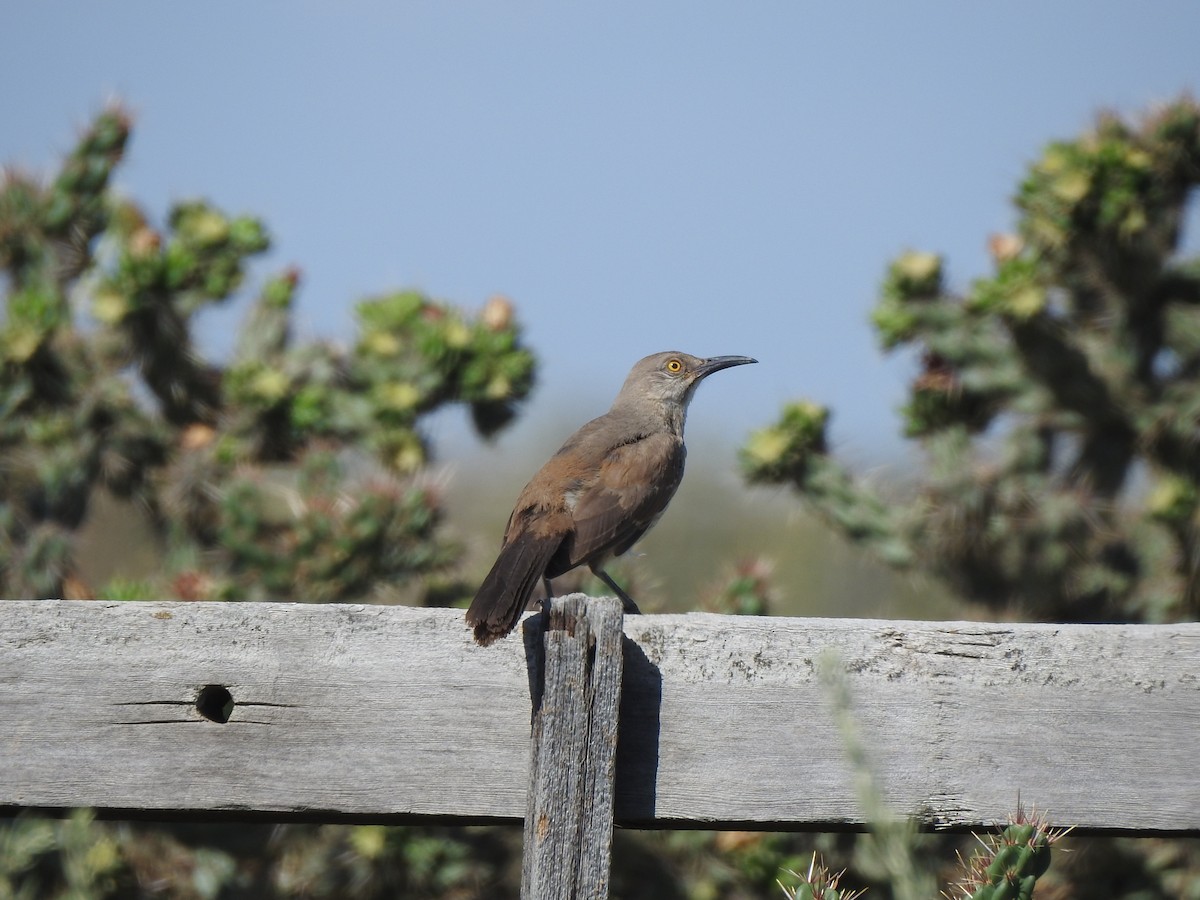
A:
706;556;777;616
947;809;1064;900
743;97;1200;623
779;854;864;900
0;107;536;601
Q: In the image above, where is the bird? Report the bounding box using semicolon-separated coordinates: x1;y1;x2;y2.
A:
466;350;757;645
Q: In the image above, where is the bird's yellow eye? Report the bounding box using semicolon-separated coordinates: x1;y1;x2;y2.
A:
665;358;683;374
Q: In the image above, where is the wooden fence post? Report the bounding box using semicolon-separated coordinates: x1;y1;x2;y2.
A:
521;596;624;900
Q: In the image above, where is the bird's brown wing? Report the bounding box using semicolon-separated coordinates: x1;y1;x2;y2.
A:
552;431;685;574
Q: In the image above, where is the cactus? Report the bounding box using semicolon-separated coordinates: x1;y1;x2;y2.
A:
705;556;777;616
789;811;1062;900
947;811;1063;900
0;107;535;602
743;96;1200;623
780;855;865;900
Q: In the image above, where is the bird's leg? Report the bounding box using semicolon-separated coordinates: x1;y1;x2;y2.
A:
542;577;554;601
593;567;642;615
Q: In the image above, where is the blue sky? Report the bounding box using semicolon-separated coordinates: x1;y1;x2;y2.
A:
5;3;1199;468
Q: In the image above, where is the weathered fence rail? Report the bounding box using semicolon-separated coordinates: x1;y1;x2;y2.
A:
2;597;1198;837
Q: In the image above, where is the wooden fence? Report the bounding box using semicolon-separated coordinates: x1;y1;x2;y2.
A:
2;597;1198;897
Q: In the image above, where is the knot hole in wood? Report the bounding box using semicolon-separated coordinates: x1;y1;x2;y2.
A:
195;684;234;723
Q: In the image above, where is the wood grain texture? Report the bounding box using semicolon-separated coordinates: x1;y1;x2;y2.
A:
521;596;623;900
2;599;1197;833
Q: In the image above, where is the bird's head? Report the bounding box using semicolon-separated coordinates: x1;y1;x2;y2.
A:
616;351;757;413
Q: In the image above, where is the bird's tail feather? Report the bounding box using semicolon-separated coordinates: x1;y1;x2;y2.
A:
466;532;562;645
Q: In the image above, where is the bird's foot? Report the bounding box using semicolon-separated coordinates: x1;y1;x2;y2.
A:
594;567;642;615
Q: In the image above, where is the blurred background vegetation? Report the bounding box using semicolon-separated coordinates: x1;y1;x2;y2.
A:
3;99;1200;897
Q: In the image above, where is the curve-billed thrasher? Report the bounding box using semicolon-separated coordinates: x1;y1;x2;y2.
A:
466;350;756;645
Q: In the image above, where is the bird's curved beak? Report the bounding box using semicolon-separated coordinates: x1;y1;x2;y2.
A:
695;355;758;379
